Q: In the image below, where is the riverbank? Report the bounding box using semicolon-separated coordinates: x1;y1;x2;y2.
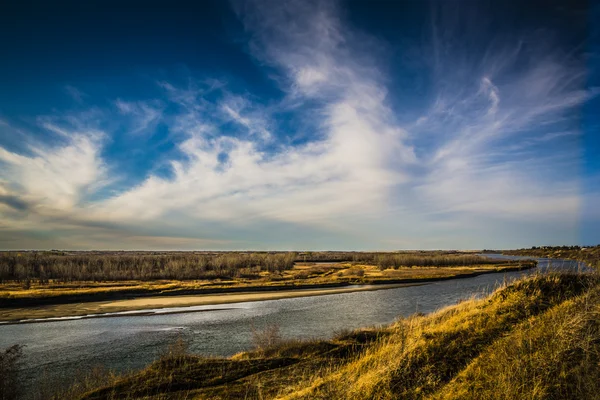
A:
0;263;533;322
0;283;419;323
52;271;600;400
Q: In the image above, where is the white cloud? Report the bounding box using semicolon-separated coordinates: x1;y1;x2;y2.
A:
82;0;415;232
220;94;272;140
0;125;106;212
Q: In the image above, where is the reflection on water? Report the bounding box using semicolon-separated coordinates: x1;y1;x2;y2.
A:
0;255;588;394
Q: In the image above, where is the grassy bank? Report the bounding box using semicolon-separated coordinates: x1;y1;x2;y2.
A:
28;271;598;400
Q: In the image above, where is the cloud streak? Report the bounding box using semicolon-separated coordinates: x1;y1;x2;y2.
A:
115;99;163;135
408;2;593;226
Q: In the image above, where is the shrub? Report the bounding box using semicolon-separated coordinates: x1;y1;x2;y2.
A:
251;323;282;351
0;344;24;400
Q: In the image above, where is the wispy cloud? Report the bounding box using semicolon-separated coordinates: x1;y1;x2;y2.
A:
407;2;594;226
115;99;163;134
64;85;87;103
220;94;272;140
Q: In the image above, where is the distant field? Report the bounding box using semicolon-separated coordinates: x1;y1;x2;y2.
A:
0;251;534;321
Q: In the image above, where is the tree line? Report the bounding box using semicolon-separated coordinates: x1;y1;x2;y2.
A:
0;251;503;283
0;252;297;282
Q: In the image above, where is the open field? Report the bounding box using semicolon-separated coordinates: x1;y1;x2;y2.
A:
30;271;600;400
0;251;534;321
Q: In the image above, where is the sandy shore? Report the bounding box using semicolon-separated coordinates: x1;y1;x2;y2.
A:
0;283;422;324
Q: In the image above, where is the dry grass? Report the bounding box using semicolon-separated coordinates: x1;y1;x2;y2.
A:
10;249;598;399
434;286;600;399
278;273;592;399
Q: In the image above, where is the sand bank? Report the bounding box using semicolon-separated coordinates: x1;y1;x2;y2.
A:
0;283;420;324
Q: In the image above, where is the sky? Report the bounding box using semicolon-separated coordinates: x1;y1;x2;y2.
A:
0;0;598;250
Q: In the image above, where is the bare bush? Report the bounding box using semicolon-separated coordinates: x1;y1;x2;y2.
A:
160;336;189;361
0;344;24;400
251;323;282;351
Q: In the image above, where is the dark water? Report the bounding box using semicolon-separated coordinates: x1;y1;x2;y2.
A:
0;255;589;394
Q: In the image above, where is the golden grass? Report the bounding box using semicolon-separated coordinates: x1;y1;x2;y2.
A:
280;273;599;400
0;279;229;300
433;286;600;399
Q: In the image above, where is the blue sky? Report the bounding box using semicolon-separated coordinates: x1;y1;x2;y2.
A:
0;0;598;250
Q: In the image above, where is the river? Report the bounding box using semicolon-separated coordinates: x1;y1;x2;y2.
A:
0;255;589;395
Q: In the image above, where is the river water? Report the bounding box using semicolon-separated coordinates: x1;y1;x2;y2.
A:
0;255;589;394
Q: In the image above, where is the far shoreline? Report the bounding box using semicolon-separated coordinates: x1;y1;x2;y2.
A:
0;264;534;324
0;282;422;325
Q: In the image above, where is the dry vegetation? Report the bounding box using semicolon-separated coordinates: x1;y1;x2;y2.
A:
29;271;599;400
0;251;507;283
0;251;531;310
502;245;600;269
0;344;24;400
0;252;298;282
